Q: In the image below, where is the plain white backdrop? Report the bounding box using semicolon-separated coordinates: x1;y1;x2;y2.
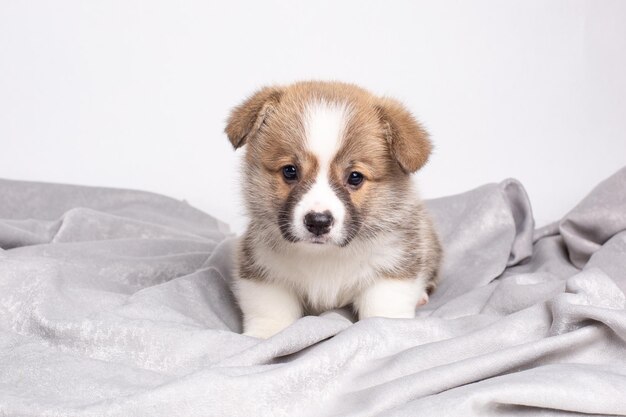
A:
1;0;625;233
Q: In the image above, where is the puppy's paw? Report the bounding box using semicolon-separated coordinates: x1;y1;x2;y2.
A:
243;319;293;339
236;279;302;339
356;278;429;320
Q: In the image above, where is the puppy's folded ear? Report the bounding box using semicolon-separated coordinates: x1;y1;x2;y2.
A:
376;98;432;173
225;86;283;149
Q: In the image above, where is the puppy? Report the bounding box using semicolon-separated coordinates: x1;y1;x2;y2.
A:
225;81;442;338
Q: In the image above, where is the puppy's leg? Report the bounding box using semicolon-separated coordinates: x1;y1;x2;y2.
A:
236;278;302;339
356;275;429;320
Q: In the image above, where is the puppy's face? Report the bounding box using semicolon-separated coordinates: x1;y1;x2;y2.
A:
226;82;431;246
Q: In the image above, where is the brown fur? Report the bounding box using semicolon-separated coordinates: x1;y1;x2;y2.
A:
376;97;432;173
225;87;283;149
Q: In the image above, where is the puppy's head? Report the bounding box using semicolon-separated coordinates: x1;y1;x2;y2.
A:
225;81;431;246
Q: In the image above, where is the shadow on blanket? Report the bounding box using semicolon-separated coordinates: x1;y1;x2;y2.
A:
1;167;625;416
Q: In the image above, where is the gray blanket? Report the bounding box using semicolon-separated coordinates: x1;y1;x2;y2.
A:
1;168;625;417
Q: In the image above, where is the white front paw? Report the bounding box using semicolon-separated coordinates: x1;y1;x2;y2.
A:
243;318;295;339
235;279;303;339
356;278;428;320
360;305;417;319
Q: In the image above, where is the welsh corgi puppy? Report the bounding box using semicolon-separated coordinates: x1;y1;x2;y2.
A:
225;81;441;338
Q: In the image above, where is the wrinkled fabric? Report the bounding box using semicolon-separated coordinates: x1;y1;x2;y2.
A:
0;168;625;417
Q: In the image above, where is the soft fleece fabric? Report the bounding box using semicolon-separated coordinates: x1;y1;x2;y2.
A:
1;168;625;416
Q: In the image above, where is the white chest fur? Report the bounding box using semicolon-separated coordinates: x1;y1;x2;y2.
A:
252;232;407;312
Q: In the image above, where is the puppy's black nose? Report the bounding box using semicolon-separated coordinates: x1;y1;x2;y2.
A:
304;211;334;236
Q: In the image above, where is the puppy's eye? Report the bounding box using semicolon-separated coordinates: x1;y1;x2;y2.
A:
347;171;364;187
282;165;298;182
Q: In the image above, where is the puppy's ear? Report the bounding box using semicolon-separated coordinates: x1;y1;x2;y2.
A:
376;98;432;173
225;86;283;149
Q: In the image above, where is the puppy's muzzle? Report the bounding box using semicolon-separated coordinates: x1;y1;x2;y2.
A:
304;211;334;236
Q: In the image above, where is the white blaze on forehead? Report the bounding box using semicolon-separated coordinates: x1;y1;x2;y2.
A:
303;100;350;166
293;100;351;242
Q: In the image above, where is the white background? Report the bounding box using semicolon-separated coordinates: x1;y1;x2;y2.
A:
1;0;625;233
